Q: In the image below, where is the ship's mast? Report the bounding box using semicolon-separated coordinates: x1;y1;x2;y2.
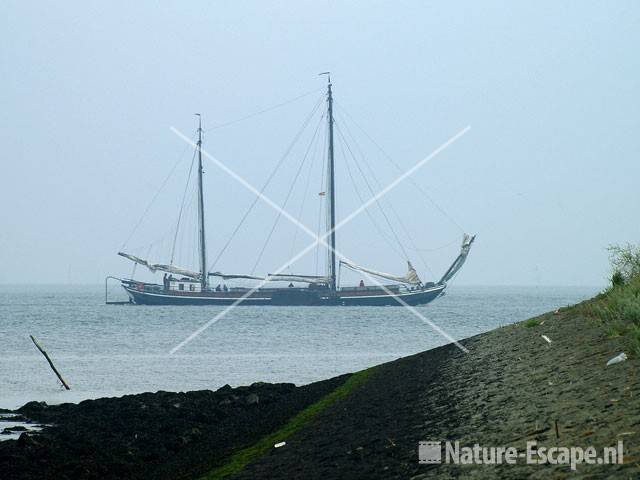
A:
196;114;208;290
325;75;337;292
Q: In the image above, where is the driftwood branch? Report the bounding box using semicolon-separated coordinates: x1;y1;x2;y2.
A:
30;335;70;390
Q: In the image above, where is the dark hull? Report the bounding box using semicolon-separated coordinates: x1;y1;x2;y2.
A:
122;283;445;307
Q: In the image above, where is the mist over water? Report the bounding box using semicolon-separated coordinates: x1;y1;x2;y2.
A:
0;284;600;409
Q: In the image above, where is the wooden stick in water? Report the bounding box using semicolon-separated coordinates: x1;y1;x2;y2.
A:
30;335;70;390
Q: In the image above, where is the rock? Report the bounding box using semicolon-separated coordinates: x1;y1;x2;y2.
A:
4;426;28;433
17;432;41;449
245;393;259;405
18;401;48;413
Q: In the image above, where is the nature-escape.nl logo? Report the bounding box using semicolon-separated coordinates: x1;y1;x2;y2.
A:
419;440;624;471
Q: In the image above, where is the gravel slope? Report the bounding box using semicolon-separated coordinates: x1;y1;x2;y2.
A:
232;305;640;479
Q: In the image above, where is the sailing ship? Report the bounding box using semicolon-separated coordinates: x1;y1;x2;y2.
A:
110;78;475;306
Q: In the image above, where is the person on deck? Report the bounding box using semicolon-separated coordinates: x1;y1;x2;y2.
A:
359;279;365;287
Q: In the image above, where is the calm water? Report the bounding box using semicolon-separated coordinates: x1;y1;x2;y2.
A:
0;284;600;409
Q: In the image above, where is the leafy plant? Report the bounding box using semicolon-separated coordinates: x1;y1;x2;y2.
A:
608;243;640;282
611;270;625;287
577;245;640;356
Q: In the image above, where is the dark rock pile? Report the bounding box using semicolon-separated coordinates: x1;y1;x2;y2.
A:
0;375;348;480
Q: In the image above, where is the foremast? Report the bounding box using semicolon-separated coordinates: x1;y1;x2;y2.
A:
196;114;208;291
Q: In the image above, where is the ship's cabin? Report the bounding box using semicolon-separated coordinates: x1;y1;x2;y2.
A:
168;278;202;293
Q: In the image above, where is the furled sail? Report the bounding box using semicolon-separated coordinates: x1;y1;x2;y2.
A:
209;271;331;284
118;252;202;280
438;234;476;284
340;260;422;285
266;273;331;284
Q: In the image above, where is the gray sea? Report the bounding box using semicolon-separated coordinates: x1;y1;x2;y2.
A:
0;284;600;410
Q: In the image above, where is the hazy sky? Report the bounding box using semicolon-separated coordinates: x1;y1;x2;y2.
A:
2;1;639;286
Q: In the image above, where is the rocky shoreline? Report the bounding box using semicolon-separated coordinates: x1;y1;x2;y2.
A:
1;295;639;479
0;376;348;480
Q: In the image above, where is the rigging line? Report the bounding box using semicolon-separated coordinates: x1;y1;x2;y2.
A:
334;101;465;233
337;129;405;260
404;237;460;252
336;114;434;276
204;88;325;131
182;185;199;271
170;181;197;268
170;146;198;264
181;183;199;268
207;95;325;272
251;109;327;274
334;121;411;261
121;131;198;250
126;219;186;259
288;111;326;269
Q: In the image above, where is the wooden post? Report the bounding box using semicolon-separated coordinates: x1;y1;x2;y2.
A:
30;335;70;390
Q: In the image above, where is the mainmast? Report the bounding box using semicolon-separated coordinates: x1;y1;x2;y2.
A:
324;74;337;292
196;114;208;290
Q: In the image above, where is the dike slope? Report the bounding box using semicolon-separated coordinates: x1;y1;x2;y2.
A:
230;300;639;479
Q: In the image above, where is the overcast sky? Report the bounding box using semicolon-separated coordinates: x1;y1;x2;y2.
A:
1;1;639;286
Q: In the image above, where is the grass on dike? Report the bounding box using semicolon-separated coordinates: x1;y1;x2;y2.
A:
577;274;640;357
201;367;375;479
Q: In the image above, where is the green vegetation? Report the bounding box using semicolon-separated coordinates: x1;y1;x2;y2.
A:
579;243;640;356
607;243;640;283
524;318;540;328
201;367;375;480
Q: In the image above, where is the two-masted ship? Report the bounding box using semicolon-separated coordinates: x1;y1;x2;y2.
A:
110;79;474;306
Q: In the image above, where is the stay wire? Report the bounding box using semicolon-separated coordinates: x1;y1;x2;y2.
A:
337;130;406;261
288;112;326;269
121;131;198;250
208;94;325;272
251;109;326;274
336;115;434;276
334;101;465;234
204;87;324;131
170;147;198;264
334;121;411;262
